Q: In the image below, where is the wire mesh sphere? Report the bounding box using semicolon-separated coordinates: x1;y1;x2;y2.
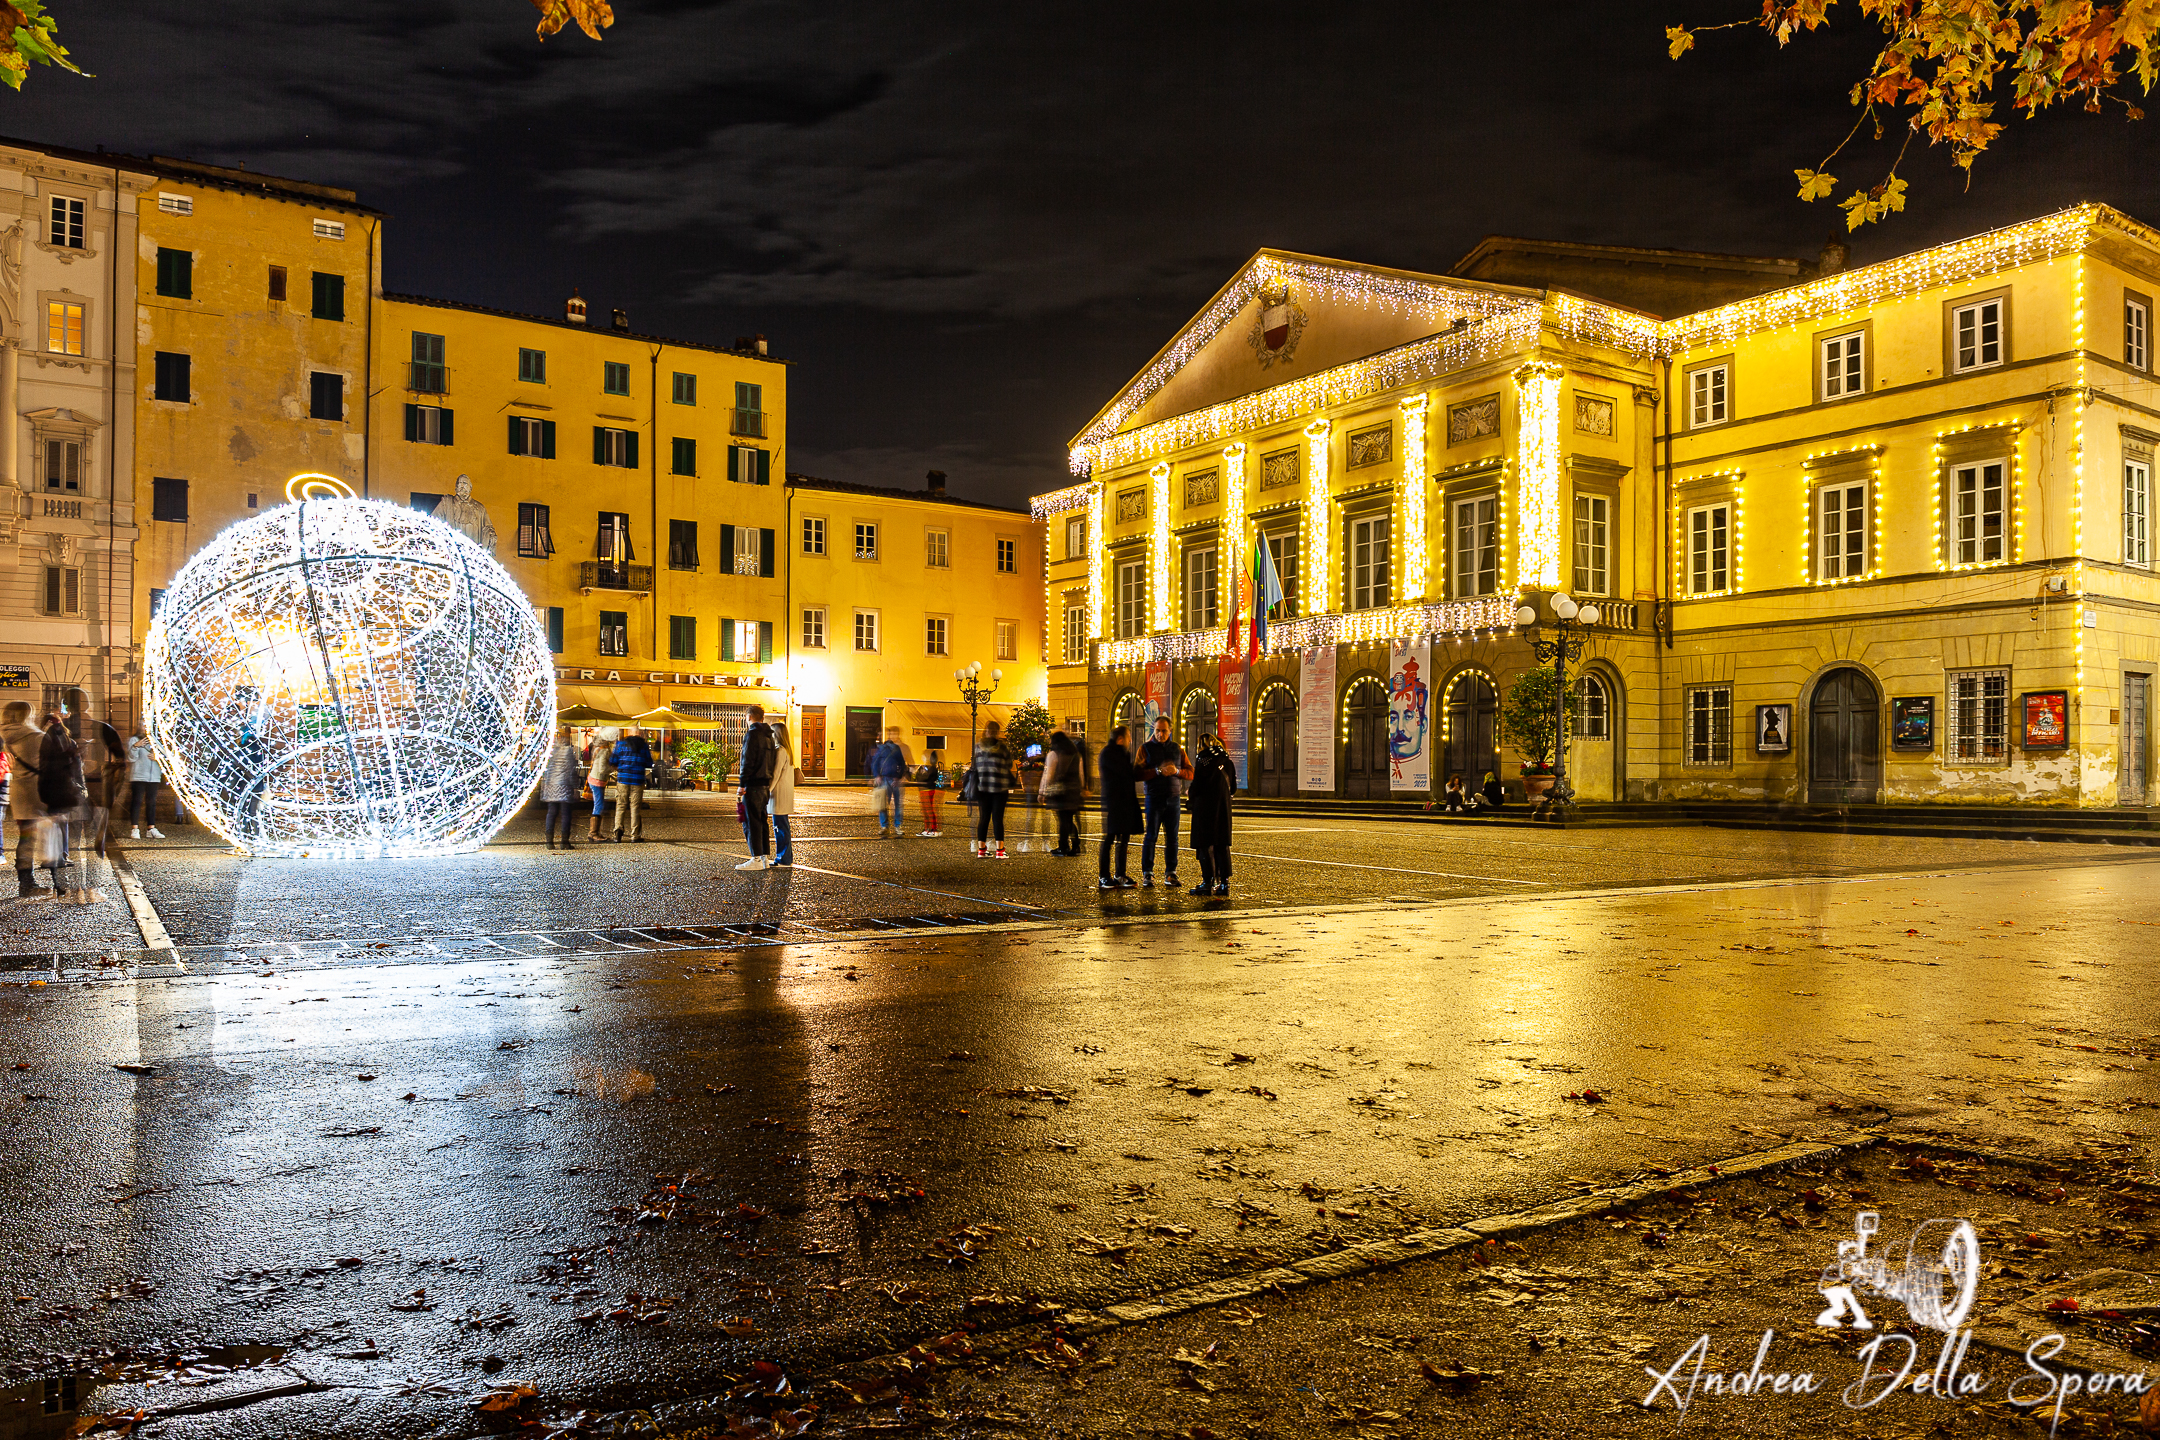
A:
143;496;556;859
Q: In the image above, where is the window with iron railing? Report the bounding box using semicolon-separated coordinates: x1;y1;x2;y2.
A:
409;333;447;393
732;381;765;437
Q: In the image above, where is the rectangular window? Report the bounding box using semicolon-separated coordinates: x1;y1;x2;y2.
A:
593;427;637;468
311;272;344;321
855;522;879;560
998;537;1018;573
49;195;84;249
668;519;699;571
669;615;697;660
518;347;547;384
1949;460;2007;565
1350;514;1391;611
733;381;765;437
309;372;344;422
1816;482;1867;581
1687;363;1729;428
802;517;826;555
1684;686;1732;766
311;217;346;241
603;361;630;396
518;502;554;558
732;524;761;576
1820;331;1864;399
598;610;628;657
156;247;193;299
1951;296;2005;373
926;615;949;655
2129;295;2152;372
671;437;696;476
1063;604;1085;663
410;492;445;515
854;609;879;652
43;439;80;493
727;445;770;485
1116;559;1146;638
672;372;696;405
545;606;564;654
926;529;949;568
153;350;189;401
1451;495;1498;598
1065;515;1085;558
156;192;192;216
996;619;1018;662
404;403;453;445
152;476;188;522
1265;530;1298;617
507;416;556;458
1184;544;1219;630
47;301;85;356
596;511;634;565
2127;459;2151;568
409;332;446;393
1572;493;1608;595
1687;503;1730;594
41;566;80;616
1946;668;2009;763
801;606;827;649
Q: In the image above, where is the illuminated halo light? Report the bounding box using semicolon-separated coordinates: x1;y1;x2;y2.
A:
143;493;555;859
285;472;357;502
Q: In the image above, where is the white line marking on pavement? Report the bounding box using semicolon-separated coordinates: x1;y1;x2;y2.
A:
1229;851;1546;885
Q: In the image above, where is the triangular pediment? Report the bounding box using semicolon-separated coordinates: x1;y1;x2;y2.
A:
1071;251;1540;455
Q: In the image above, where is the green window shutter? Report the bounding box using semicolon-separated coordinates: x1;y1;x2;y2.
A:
720;525;735;573
721;623;735;662
439;409;454;446
759;620;773;664
405;404;420;442
312;272;345;321
625;432;639;469
727;446;742;484
755;449;771;485
593;427;607;465
546;607;564;654
759;527;775;578
672;437;695;476
539;420;556;458
508;416;525;455
156;248;192;299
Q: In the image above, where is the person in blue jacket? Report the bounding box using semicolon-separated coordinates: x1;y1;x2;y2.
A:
609;726;654;841
868;726;911;838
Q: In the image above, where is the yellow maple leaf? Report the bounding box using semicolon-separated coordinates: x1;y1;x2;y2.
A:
532;0;613;42
1666;25;1695;59
1795;167;1839;201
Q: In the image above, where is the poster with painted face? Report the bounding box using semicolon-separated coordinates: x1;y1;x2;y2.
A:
1756;703;1792;755
1388;641;1430;792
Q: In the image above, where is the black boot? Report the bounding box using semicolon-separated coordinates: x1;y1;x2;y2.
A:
16;867;50;900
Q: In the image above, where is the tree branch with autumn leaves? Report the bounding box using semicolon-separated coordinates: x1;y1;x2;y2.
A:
1668;0;2160;227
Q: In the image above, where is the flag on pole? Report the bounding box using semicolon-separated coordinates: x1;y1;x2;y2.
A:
1222;544;1246;660
1250;536;1284;664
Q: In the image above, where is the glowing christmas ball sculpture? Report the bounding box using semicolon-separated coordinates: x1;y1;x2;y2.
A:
143;481;555;858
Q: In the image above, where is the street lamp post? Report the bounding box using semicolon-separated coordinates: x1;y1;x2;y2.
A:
1512;591;1600;823
953;660;1003;753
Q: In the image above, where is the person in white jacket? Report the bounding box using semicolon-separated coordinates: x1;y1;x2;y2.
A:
768;722;798;867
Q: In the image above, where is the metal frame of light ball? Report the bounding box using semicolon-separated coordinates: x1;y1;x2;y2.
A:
142;484;556;860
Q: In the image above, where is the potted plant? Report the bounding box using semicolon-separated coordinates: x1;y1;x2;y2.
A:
678;737;739;793
1501;662;1562;803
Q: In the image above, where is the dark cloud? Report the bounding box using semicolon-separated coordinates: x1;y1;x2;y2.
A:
28;1;2160;505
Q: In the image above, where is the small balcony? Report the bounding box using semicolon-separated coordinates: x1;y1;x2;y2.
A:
579;561;653;594
730;407;767;438
42;497;84;520
407;361;449;395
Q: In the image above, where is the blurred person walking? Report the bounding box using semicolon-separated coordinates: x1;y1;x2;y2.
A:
736;706;778;871
917;752;945;837
1185;733;1236;896
1039;730;1087;856
584;735;613;841
769;720;798;867
3;700;50;900
539;727;583;850
969;721;1014;858
609;726;654;841
869;726;910;838
127;728;166;840
1096;725;1141;890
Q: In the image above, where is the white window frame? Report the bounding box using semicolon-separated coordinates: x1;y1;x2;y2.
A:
43;437;81;493
1683;685;1732;767
1815;480;1868;582
311;217;347;241
1183;544;1219;630
995;618;1018;662
1264;530;1298;617
1450;495;1497;599
1116;559;1146;639
853;609;880;653
732;619;760;662
411;405;449;445
801;516;826;555
1571;674;1610;739
854;522;879;561
1687;502;1730;595
801;606;827;650
2128;296;2151;372
597;427;632;467
1349;513;1391;611
49;194;85;249
1687;363;1729;429
1820;331;1865;399
156;192;193;216
732;525;760;576
997;537;1018;573
1951;297;2004;373
47;300;85;356
1572;493;1608;596
925;528;950;569
1062;604;1086;663
2128;458;2151;568
1065;515;1085;558
1949;459;2007;566
925;615;949;656
1945;667;2010;765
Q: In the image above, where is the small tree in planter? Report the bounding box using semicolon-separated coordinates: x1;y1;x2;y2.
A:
1501;663;1562;790
1003;698;1055;753
678;737;739;792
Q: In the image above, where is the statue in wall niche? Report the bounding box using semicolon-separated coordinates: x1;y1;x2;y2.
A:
432;473;498;556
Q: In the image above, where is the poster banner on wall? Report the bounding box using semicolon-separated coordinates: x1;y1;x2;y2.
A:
1388;640;1431;792
1298;647;1336;792
1216;661;1249;789
1142;660;1171;735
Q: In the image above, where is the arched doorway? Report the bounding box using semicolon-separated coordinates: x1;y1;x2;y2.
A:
1254;684;1298;797
1341;676;1389;800
1110;690;1143;746
1444;673;1500;791
1808;667;1880;804
1178;686;1218;753
1567;672;1618;802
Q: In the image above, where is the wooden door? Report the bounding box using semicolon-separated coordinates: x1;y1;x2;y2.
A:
1443;676;1499;790
844;706;883;778
799;705;827;779
1341;680;1388;800
1256;688;1297;797
2125;674;2150;806
1807;668;1880;804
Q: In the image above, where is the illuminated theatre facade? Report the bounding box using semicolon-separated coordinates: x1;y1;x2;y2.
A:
1036;205;2160;807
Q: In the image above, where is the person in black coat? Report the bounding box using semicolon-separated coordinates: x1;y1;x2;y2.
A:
1184;735;1235;896
1096;725;1142;890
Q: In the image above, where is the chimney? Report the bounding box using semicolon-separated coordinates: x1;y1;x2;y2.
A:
754;333;768;356
926;470;947;497
566;288;587;325
611;308;629;332
735;334;770;356
1818;238;1850;277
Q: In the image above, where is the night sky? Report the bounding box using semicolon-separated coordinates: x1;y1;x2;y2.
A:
29;1;2160;507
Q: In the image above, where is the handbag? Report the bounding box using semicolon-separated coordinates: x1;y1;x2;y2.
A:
959;769;977;805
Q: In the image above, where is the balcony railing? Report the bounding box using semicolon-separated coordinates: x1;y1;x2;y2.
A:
42;498;83;519
1096;595;1521;668
730;407;767;438
407;361;449;394
1589;599;1639;631
579;561;653;593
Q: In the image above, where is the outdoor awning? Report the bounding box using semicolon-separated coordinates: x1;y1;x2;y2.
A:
556;683;651;720
879;700;1018;748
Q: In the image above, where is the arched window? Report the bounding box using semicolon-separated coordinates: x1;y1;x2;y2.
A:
1572;674;1610;738
1178;686;1218;751
1110;690;1144;742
